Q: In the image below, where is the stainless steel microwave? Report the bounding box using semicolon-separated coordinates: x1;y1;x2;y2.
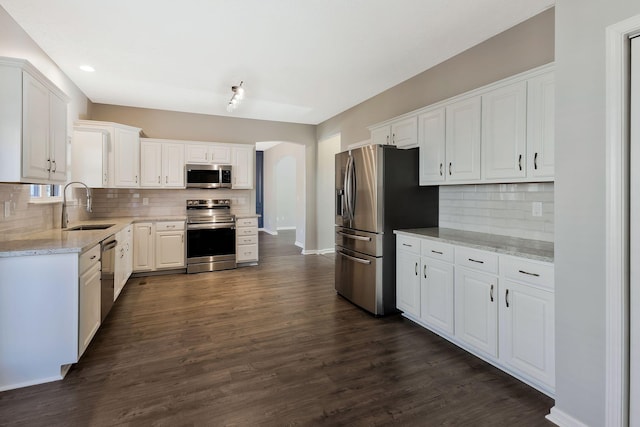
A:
185;164;232;189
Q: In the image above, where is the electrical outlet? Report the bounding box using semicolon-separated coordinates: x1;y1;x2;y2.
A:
142;197;149;206
4;201;10;218
532;202;543;217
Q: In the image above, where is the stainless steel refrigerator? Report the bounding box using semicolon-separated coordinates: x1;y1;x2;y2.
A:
335;144;438;315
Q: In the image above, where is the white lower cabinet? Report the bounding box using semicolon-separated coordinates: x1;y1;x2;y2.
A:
114;225;133;301
395;232;555;396
454;266;499;358
236;217;259;264
133;221;185;273
78;244;101;358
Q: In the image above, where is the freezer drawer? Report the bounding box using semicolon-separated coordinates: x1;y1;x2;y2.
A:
335;246;383;315
335;226;382;257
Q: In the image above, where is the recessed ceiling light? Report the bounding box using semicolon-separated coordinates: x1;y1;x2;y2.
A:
79;65;95;72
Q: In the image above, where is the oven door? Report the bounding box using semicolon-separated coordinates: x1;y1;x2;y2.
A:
186;223;237;273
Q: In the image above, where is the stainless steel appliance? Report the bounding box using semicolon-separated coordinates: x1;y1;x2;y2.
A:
335;144;438;315
100;235;117;321
185;164;232;189
186;199;236;273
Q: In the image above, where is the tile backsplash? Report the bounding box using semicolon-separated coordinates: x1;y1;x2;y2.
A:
88;188;253;218
0;184;61;239
439;183;554;242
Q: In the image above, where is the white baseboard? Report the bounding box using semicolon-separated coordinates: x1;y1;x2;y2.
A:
260;228;277;235
277;226;296;230
317;248;335;255
295;241;304;249
300;247;335;255
546;407;588;427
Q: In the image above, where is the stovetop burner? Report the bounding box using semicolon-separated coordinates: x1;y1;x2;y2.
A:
186;199;234;224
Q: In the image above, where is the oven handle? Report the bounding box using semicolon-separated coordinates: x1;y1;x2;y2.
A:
187;223;236;230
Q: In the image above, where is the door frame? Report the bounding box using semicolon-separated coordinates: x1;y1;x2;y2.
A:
605;14;640;426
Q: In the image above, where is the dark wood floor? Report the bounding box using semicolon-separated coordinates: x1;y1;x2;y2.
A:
0;230;553;426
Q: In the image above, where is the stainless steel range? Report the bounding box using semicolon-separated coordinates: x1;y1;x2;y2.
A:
186;199;236;273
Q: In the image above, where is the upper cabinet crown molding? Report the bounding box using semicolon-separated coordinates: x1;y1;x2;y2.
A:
0;56;70;101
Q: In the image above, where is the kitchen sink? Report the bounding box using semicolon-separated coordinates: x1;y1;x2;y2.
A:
65;224;115;231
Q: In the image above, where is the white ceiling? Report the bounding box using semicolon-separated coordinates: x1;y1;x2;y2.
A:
0;0;554;125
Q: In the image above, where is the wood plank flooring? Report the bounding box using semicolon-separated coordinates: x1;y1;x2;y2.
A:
0;230;553;426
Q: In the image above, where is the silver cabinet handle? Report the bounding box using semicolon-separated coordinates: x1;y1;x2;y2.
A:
337;250;371;265
402;243;413;248
423;264;427;279
518;154;522;171
90;255;97;260
506;289;510;307
449;162;452;175
519;269;540;277
386;135;389;144
165;176;168;184
490;284;494;302
52;160;57;173
415;262;418;276
135;175;138;184
431;250;443;255
534;152;538;170
439;163;443;176
158;176;161;184
468;258;484;264
392;133;396;145
337;231;371;241
47;158;52;172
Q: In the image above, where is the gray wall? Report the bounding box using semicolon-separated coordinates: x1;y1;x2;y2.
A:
90;104;318;251
554;1;640;425
316;134;341;252
317;8;555;149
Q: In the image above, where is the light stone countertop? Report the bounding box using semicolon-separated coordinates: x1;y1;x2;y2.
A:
234;213;261;219
394;227;554;263
0;216;186;258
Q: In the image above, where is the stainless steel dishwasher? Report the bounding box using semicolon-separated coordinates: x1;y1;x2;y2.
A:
100;235;117;321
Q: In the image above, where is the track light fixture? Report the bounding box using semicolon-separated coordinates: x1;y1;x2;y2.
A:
227;81;245;112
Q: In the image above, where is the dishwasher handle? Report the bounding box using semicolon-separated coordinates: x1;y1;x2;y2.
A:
101;239;118;251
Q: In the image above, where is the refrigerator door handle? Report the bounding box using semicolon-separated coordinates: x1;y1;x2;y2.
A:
343;155;352;220
347;155;356;220
337;250;372;265
337;231;371;242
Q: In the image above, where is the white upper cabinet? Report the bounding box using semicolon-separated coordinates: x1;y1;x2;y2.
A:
369;116;418;148
140;139;185;188
185;143;231;164
418;107;446;184
231;144;254;189
482;82;527;180
445;96;482;182
72;128;110;187
527;71;555;179
73;120;141;188
0;58;69;184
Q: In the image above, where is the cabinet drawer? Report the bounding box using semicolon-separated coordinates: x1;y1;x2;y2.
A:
237;227;258;237
455;246;498;274
396;235;421;255
237;235;258;245
501;256;554;290
236;217;258;227
79;244;101;274
237;244;258;262
421;240;454;263
155;221;185;231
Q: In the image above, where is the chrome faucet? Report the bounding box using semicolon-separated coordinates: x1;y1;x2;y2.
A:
61;181;92;229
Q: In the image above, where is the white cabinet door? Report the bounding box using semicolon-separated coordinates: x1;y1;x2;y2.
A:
454;266;498;358
370;126;391;146
124;225;133;280
445;96;481;182
482;82;527;180
49;93;67;182
72;129;110;187
78;262;101;358
527;72;555;178
133;222;154;272
420;257;454;335
209;144;231;164
155;231;185;269
22;72;50;181
396;249;421;317
114;127;140;187
500;280;555;389
140;141;162;187
162;143;185;187
418;108;446;185
391;116;418;148
185;144;209;163
232;145;254;189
